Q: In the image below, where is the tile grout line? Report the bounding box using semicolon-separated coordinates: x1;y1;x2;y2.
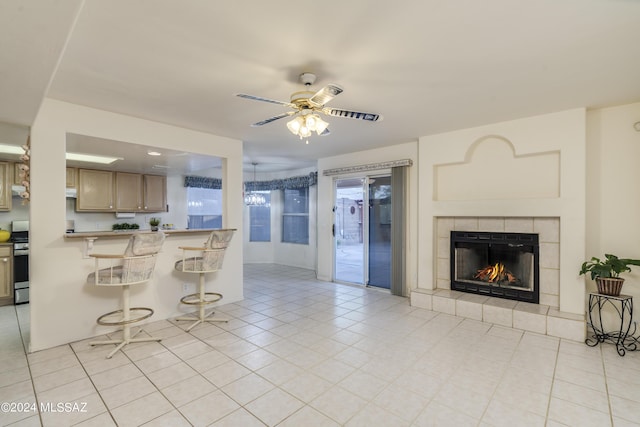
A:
14;303;44;427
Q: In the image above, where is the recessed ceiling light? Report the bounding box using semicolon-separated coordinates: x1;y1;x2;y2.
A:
147;151;162;156
66;152;122;164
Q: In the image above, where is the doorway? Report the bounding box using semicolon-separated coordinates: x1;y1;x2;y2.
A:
333;175;391;289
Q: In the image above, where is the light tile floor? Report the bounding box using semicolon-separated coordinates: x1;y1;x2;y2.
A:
1;264;640;426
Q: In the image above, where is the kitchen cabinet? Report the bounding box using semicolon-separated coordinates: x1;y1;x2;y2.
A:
143;174;167;212
76;169;166;213
0;162;12;211
0;246;12;305
76;169;114;211
115;172;143;211
13;162;22;186
66;167;77;188
116;173;166;212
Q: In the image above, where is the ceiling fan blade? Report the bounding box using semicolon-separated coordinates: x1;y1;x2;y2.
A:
236;93;295;108
309;84;343;107
323;108;383;122
251;111;296;127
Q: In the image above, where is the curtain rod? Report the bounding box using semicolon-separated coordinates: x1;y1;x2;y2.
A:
322;159;412;176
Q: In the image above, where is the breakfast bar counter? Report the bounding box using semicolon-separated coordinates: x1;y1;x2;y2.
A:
64;228;219;239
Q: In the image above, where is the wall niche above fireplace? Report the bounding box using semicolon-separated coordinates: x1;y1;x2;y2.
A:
450;231;539;303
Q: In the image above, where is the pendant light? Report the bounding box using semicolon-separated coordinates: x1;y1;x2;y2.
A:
244;163;266;206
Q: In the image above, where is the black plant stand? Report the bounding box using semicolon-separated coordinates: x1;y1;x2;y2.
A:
586;293;639;356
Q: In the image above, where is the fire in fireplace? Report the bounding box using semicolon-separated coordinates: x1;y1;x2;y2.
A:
450;231;539;303
474;262;520;285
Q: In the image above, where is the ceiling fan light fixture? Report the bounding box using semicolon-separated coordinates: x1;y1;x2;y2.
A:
298;125;312;138
286;117;302;134
238;75;380;142
313;116;329;135
287;114;329;140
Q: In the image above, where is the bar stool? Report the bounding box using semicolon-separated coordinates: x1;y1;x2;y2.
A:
88;232;165;358
174;229;234;331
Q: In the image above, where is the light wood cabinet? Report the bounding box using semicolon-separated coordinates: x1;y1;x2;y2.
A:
143;174;167;212
14;162;22;186
0;246;12;304
0;162;12;211
66;167;77;188
76;169;114;211
115;172;143;211
76;169;166;213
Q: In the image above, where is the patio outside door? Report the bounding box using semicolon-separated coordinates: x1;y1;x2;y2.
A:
333;175;391;289
367;176;391;289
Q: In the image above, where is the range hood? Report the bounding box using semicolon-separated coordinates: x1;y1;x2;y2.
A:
12;185;77;198
11;185;25;197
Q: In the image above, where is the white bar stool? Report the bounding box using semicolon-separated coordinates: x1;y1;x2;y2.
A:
174;229;235;331
88;232;165;358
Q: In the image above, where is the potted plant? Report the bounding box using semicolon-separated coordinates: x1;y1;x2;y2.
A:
112;222;140;231
149;217;160;231
579;254;640;296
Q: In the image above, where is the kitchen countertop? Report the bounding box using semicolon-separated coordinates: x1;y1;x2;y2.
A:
64;228;236;239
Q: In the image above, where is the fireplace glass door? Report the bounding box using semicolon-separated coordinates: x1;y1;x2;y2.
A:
450;231;539;303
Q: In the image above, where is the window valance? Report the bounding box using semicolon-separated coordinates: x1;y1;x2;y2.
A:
184;176;222;189
245;171;317;192
184;172;318;191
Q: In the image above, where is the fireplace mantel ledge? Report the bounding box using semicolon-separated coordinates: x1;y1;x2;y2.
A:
410;288;585;342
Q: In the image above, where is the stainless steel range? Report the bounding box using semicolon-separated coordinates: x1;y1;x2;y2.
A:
11;220;29;304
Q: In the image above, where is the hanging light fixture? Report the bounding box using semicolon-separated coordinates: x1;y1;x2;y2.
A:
286;111;329;140
244;163;266;206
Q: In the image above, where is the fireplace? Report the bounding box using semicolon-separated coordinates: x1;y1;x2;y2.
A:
450;231;539;303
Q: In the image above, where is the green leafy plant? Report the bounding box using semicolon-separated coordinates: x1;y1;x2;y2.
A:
579;254;640;280
112;222;140;231
149;217;160;227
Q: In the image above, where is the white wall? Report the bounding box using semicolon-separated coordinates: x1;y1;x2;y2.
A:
317;141;419;291
418;109;587;315
243;167;317;270
586;102;640;318
29;99;244;351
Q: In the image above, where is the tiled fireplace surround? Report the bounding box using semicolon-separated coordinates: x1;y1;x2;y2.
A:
411;217;585;342
412;112;589;342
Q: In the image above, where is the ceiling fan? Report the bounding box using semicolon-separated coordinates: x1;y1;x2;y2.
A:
236;73;383;139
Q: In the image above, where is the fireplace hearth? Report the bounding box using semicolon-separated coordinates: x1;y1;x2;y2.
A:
450;231;539;303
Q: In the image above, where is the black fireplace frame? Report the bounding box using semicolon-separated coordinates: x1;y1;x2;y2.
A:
450;231;540;303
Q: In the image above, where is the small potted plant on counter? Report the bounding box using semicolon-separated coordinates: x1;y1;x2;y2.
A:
579;254;640;296
149;217;160;231
112;223;140;231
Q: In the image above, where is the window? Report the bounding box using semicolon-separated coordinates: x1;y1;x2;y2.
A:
282;188;309;244
249;191;271;242
187;187;222;229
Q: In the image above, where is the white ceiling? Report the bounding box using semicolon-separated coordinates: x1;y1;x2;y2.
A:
2;0;640;172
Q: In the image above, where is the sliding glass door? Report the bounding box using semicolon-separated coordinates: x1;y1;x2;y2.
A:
334;178;365;284
334;175;391;289
367;176;391;289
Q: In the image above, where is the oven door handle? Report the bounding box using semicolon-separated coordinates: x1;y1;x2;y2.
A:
14;250;29;256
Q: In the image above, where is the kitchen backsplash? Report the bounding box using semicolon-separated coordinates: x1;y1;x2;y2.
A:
0;197;30;231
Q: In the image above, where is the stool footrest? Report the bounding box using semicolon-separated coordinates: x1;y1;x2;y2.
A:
90;332;161;358
96;307;154;326
180;292;222;306
175;310;229;331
